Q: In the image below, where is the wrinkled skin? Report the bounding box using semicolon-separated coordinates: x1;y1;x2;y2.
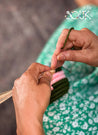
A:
51;28;98;69
13;28;98;135
12;63;53;135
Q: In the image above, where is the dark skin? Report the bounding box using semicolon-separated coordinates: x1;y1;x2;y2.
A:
75;0;98;7
51;28;98;68
13;63;53;135
13;29;98;135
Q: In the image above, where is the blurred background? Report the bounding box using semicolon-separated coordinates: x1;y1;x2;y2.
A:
0;0;77;134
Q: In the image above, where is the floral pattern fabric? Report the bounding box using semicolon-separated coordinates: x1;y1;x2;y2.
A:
37;5;98;135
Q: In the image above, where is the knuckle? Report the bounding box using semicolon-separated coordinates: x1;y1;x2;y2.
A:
40;72;52;85
22;71;29;78
21;71;31;81
14;78;20;86
44;72;52;80
81;28;92;43
32;62;38;66
81;28;89;31
81;28;91;35
28;62;38;70
32;62;40;67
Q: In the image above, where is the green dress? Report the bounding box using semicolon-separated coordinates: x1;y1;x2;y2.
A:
37;5;98;135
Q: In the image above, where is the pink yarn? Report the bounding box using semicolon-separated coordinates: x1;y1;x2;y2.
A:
51;70;66;90
51;74;65;85
52;71;65;80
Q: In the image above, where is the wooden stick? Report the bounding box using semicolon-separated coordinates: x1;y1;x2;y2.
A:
0;90;12;104
61;27;74;49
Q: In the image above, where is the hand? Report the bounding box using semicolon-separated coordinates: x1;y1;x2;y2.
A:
12;63;53;135
51;28;98;69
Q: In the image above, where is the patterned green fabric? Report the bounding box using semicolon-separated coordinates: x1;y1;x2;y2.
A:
37;5;98;135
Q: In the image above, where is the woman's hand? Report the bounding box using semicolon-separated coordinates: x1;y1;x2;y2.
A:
12;63;53;135
51;28;98;69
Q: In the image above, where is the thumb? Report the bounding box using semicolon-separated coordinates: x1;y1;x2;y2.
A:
39;71;53;86
57;50;90;64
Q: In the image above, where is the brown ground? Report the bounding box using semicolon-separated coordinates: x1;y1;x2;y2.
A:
0;0;77;134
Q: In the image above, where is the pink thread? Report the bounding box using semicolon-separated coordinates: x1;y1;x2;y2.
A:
52;71;65;80
51;74;65;85
50;70;66;90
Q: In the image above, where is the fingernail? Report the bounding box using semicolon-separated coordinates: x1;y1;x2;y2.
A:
51;86;54;90
51;57;57;69
50;70;55;74
57;54;65;60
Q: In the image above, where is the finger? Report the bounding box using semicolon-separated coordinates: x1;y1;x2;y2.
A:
56;29;90;51
39;71;53;86
56;29;74;51
51;51;64;69
51;53;57;69
69;29;92;48
39;71;53;107
57;50;90;64
56;29;69;50
55;41;73;56
27;63;51;83
51;29;75;69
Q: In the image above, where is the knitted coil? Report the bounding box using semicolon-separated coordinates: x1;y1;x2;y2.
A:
50;67;69;104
